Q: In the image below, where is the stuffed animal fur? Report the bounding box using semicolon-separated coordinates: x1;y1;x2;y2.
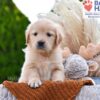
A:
79;43;100;60
39;0;99;53
92;55;100;76
63;47;98;80
79;43;100;76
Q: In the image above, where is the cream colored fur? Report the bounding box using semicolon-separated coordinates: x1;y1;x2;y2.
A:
19;19;65;88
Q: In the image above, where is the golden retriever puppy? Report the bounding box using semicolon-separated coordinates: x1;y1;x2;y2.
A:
18;19;65;88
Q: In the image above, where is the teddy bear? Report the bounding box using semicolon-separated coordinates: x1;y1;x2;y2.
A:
62;47;99;81
79;43;100;76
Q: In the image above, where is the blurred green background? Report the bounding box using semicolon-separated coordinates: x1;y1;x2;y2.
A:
0;0;29;83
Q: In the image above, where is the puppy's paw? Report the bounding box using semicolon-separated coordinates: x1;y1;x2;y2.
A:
52;70;65;82
28;78;42;88
52;75;65;82
51;70;65;82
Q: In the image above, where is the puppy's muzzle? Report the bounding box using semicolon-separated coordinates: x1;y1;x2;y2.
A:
37;41;45;49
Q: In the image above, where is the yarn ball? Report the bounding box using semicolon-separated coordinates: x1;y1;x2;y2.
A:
64;54;89;79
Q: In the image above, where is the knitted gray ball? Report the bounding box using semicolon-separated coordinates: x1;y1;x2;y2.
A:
63;54;89;79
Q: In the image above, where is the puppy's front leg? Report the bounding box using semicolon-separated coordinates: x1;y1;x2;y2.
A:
28;68;42;88
51;65;65;82
19;65;42;88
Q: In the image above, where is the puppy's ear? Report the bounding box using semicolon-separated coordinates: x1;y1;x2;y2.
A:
55;25;64;46
25;24;31;45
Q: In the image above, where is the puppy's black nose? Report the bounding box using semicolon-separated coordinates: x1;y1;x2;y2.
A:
37;41;45;49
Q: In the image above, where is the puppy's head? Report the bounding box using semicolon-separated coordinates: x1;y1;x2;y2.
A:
25;19;63;53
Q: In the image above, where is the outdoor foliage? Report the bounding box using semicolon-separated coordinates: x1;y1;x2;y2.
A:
0;0;29;83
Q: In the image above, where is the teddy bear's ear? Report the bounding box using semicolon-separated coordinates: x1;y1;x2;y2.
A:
63;47;71;58
79;43;99;60
87;60;99;72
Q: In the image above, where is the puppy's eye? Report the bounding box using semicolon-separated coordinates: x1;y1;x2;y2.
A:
33;32;38;36
47;32;52;37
